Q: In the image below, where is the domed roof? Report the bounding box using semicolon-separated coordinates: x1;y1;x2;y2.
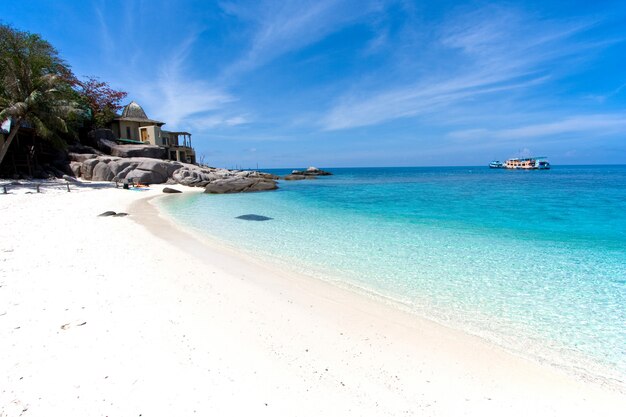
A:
116;101;165;125
121;101;149;119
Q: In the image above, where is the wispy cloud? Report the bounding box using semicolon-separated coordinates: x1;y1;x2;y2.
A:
135;34;234;129
92;1;114;56
449;114;626;140
322;6;604;130
585;82;626;103
219;0;388;78
189;114;250;129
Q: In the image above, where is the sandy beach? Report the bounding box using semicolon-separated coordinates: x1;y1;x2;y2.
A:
1;183;624;417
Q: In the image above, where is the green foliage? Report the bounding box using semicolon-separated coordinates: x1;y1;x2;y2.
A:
0;23;81;150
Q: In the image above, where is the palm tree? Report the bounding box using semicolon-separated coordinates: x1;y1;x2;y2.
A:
0;25;77;168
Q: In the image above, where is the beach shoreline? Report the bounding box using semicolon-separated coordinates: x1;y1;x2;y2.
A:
148;191;626;392
1;183;625;416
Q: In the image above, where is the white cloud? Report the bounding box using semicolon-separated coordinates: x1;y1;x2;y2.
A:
135;34;234;130
220;0;388;77
449;114;626;140
322;6;604;130
190;114;250;129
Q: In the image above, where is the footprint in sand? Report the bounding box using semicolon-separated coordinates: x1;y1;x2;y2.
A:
60;321;87;330
1;399;28;417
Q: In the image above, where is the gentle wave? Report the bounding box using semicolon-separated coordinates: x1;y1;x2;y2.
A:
157;166;626;387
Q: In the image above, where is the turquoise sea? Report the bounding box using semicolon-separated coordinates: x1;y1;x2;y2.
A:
157;166;626;386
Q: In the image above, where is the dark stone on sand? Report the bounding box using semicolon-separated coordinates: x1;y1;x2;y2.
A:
98;211;117;217
163;187;182;194
113;212;129;217
236;214;273;221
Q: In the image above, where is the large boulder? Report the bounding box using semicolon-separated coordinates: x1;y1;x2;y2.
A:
68;153;98;163
172;166;216;186
108;160;135;176
69;161;82;177
67;143;103;155
98;139;167;159
137;160;182;178
80;158;101;180
204;177;278;194
123;168;163;184
92;161;115;181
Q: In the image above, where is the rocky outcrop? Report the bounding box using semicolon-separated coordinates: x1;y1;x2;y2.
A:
163;187;182;194
69;153;99;163
290;166;332;176
284;174;307;181
204;177;278;194
68;155;279;193
172;166;217;187
97;139;167;159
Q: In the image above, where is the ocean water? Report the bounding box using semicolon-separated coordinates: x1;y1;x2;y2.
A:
157;166;626;385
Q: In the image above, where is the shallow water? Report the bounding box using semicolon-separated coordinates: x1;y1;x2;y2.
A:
158;166;626;384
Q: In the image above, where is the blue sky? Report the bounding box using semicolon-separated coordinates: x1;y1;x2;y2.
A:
5;0;626;167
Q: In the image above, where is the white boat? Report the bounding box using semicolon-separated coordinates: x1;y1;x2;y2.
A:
504;157;550;170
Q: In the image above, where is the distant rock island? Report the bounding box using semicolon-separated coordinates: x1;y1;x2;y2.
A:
284;166;332;180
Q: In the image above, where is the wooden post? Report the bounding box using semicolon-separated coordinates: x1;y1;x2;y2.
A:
2;185;6;194
66;182;70;192
36;184;40;193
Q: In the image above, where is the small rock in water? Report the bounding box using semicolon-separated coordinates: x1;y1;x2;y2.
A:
236;214;273;221
98;211;117;217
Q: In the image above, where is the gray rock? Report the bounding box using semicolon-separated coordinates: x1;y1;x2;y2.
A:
291;167;332;176
69;162;82;177
249;172;280;180
114;165;136;181
92;161;115;181
204;177;278;194
98;139;167;159
284;174;306;180
67;143;103;156
137;160;182;179
123;168;163;185
108;160;134;176
98;211;117;217
80;159;101;180
163;187;182;193
172;166;214;186
69;153;98;163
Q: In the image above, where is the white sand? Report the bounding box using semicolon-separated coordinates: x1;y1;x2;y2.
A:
1;183;624;416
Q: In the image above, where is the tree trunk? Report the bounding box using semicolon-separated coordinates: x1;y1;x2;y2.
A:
0;120;22;169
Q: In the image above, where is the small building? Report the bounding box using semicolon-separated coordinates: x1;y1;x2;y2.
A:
109;101;196;164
